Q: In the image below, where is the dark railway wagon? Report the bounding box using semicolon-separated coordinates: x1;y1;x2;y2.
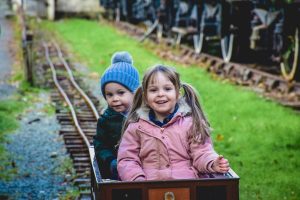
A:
100;0;300;81
89;146;239;200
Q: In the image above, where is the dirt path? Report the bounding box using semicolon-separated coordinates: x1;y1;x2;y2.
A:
0;1;16;99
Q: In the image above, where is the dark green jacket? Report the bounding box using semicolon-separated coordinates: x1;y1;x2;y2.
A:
93;107;125;179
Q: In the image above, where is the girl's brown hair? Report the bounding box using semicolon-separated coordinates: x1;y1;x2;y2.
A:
122;65;211;143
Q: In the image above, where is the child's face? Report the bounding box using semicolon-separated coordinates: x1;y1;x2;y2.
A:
146;72;179;121
104;82;134;113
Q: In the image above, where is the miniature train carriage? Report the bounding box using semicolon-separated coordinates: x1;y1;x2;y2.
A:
89;146;239;200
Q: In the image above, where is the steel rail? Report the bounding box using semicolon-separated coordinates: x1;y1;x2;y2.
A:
53;41;100;120
43;42;91;148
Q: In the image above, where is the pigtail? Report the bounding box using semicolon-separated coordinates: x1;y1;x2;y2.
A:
181;83;211;144
121;86;143;135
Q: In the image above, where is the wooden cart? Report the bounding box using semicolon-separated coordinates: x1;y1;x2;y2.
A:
89;146;239;200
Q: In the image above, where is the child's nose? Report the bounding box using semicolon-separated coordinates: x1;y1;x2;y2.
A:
158;89;164;96
112;95;119;101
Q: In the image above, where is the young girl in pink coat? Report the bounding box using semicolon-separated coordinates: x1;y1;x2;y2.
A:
117;65;229;181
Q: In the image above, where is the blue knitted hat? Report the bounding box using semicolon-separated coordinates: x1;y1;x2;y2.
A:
100;51;140;96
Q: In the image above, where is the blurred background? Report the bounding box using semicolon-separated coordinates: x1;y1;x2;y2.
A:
0;0;299;199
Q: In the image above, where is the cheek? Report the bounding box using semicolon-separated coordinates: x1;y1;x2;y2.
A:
106;99;113;106
145;95;152;105
176;91;180;99
130;95;134;103
126;94;134;103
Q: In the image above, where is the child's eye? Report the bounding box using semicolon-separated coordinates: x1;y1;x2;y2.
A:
165;87;173;91
148;88;157;92
118;91;125;95
105;93;113;98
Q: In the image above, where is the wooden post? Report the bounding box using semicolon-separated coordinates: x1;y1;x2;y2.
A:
23;31;34;86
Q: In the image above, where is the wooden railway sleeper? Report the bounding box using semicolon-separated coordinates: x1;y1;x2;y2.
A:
251;73;263;87
224;64;234;76
265;78;280;92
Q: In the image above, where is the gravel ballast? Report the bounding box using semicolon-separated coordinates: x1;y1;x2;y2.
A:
0;92;74;199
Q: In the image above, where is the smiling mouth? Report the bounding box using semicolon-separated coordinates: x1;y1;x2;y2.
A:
156;100;167;104
113;105;123;108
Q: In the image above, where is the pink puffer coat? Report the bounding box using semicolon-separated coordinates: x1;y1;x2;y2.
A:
117;101;219;181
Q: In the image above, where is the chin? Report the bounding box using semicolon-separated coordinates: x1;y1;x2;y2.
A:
158;110;171;114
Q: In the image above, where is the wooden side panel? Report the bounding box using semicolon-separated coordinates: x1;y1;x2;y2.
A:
148;188;190;200
197;186;227;200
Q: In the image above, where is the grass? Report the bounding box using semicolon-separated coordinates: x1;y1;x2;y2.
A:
55;157;80;200
0;98;27;180
41;18;300;200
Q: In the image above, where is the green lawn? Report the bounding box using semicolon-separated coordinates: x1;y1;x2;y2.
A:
42;18;300;200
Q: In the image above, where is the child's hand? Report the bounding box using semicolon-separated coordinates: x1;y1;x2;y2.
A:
212;155;230;173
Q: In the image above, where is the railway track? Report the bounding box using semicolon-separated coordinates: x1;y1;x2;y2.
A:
115;21;300;110
43;41;101;199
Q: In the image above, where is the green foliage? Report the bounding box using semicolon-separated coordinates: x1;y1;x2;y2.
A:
53;157;76;175
0;145;18;181
54;157;80;200
42;19;300;200
58;187;80;200
42;102;56;116
0;99;26;180
0;99;26;134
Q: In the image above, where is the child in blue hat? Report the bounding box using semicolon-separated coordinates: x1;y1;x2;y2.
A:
93;51;140;180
